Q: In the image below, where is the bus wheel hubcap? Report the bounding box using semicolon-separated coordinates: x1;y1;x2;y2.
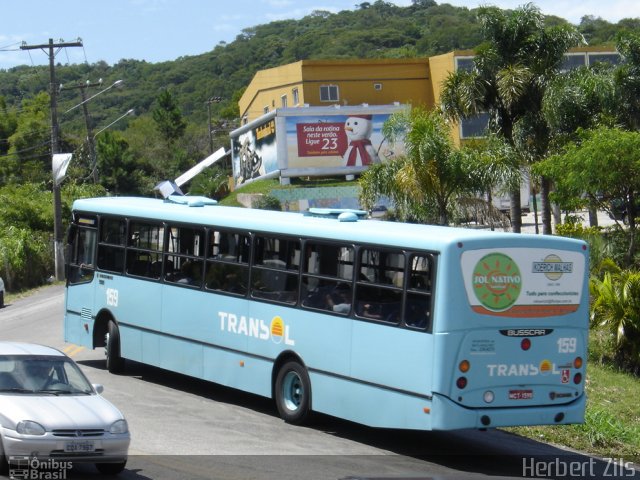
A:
282;371;303;411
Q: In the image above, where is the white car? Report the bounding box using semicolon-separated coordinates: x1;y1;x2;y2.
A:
0;342;130;475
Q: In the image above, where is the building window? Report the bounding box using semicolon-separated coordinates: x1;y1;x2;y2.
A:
373;82;383;91
455;57;475;72
320;85;339;102
292;87;299;106
587;52;620;66
281;95;288;108
263;106;269;114
461;113;490;139
560;53;586;71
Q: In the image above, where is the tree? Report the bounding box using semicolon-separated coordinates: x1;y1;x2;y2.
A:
615;31;640;131
439;3;584;233
359;107;475;225
536;127;640;265
1;92;51;185
591;270;640;373
152;90;187;147
95;131;141;195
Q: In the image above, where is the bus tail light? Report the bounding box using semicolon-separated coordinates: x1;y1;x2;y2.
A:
458;360;470;373
574;357;583;369
456;377;467;389
573;372;582;384
483;391;494;403
521;338;531;351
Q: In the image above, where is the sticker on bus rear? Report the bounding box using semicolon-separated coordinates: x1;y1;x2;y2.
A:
461;248;585;318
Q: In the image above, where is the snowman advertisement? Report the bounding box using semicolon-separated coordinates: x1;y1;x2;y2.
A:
342;114;380;166
287;110;404;173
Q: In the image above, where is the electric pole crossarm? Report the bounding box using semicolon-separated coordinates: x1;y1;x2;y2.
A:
20;41;83;51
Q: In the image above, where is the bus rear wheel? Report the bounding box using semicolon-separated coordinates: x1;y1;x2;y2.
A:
275;361;311;425
105;320;125;374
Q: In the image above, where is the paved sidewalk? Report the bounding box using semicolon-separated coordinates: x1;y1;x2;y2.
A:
520;209;616;234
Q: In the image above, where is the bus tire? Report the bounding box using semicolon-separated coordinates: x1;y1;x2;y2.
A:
105;320;125;374
274;361;311;425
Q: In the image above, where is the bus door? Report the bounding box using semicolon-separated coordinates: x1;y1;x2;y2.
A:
64;219;98;347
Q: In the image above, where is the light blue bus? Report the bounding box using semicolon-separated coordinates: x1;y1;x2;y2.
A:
64;195;589;430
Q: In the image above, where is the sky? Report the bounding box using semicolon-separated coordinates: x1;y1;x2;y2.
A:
1;0;638;70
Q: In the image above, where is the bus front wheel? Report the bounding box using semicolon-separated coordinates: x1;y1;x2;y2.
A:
275;361;311;425
105;320;125;374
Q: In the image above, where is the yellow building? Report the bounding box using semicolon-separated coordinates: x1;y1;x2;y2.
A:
239;58;433;124
240;48;620;146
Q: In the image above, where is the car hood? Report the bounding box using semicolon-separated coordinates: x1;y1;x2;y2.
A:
0;394;124;430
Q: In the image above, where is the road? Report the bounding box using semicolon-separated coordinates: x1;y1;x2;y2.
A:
0;286;634;480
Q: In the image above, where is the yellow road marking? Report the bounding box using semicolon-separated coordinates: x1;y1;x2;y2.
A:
63;344;85;357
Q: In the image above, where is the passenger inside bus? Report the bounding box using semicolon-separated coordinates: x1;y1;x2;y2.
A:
325;283;351;313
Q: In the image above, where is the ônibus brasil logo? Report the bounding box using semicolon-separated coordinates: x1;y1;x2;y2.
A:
472;253;522;311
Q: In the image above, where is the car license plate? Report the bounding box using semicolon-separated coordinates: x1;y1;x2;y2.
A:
64;440;95;452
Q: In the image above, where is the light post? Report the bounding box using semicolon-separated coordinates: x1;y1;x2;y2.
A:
61;80;102;182
64;79;124;114
62;79;124;183
50;79;125;280
93;109;135;139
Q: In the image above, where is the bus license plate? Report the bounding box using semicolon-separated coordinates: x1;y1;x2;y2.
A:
509;389;533;400
64;440;95;452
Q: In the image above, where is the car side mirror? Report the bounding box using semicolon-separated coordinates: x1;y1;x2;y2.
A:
92;383;104;394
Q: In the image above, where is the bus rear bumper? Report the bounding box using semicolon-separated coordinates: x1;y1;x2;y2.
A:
430;393;586;430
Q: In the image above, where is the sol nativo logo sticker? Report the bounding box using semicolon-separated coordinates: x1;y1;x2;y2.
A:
472;253;522;312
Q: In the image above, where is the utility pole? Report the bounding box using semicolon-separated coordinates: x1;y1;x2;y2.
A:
21;38;83;281
62;80;102;182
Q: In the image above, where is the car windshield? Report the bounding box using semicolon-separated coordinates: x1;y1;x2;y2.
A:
0;355;94;394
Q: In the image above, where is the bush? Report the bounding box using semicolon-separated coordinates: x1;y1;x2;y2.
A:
0;226;53;291
590;270;640;374
252;194;282;211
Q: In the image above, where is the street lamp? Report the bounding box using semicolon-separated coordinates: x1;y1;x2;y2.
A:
93;109;135;139
51;79;125;280
64;79;124;114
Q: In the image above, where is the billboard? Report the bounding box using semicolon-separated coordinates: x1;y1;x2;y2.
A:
231;105;406;185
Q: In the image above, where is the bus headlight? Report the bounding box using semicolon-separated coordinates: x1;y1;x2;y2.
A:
483;390;495;403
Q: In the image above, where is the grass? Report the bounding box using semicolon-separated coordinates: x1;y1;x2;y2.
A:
506;361;640;460
219;177;356;207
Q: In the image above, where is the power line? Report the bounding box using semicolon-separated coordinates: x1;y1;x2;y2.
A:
0;140;51;158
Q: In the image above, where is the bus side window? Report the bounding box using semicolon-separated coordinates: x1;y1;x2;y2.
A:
68;225;97;285
404;254;433;330
97;217;126;274
205;230;250;296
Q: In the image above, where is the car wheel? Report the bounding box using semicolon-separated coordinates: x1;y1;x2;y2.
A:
274;360;311;425
0;291;4;308
105;320;125;374
95;461;127;475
